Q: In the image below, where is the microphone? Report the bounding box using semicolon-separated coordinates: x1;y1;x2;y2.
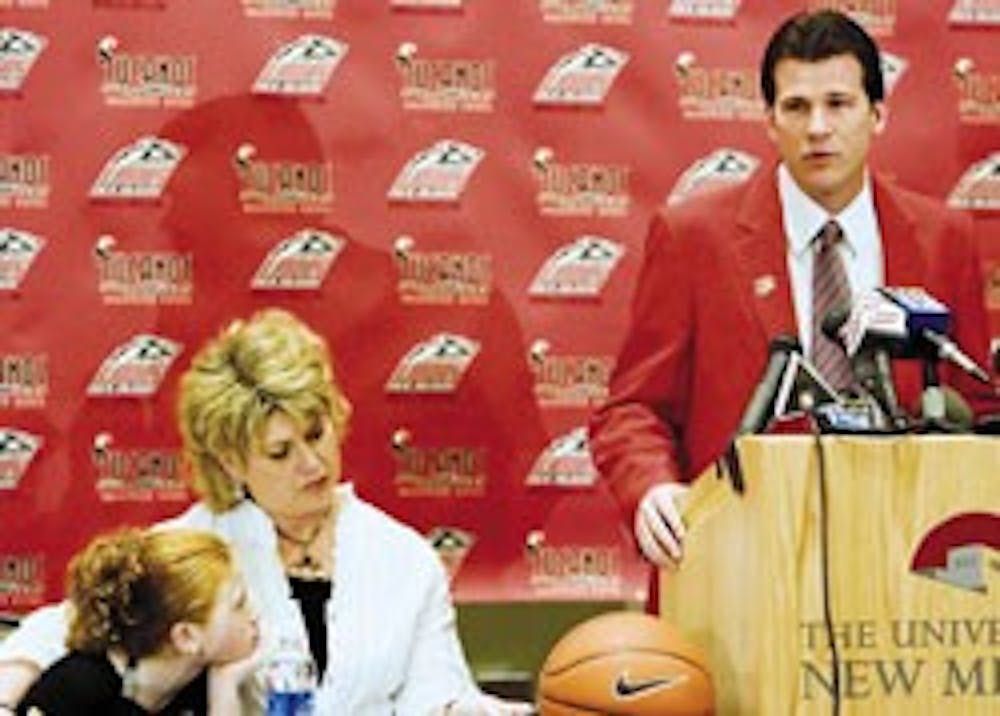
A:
735;335;800;436
841;287;992;385
822;304;906;429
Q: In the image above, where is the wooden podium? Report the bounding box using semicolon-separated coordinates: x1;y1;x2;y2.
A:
660;436;999;715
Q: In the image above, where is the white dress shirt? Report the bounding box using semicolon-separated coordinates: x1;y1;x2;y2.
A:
778;163;885;355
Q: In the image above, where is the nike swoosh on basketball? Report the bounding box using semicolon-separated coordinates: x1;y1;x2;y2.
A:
614;673;687;699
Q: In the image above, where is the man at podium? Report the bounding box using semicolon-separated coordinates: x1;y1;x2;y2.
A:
589;9;996;573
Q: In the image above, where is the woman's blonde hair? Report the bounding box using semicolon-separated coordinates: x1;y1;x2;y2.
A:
67;528;233;659
178;308;351;512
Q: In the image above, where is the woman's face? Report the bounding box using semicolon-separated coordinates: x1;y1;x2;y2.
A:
236;410;341;522
200;573;258;664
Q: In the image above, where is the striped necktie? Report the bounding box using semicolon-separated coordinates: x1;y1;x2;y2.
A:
811;220;854;391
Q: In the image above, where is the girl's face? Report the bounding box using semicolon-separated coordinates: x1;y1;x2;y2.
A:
200;573;258;664
235;411;341;523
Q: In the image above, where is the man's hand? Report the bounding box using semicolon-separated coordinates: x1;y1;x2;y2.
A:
634;483;689;568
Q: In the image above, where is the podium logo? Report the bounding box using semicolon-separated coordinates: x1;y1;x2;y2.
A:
92;433;188;503
87;334;182;397
666;148;759;206
0;228;45;290
242;0;335;18
910;512;1000;594
94;235;193;305
526;426;598;487
674;52;762;122
0;154;49;208
388;139;484;204
954;58;1000;125
395;43;495;113
948;0;1000;26
667;0;741;21
0;554;44;608
251;228;344;290
253;34;348;97
90;136;185;201
0;27;46;93
97;37;196;108
806;0;896;37
539;0;633;25
529;235;624;298
948;152;1000;210
0;353;48;409
385;333;480;394
533;44;629;107
426;527;475;582
0;427;41;489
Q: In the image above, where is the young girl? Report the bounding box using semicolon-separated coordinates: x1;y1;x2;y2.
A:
16;528;259;715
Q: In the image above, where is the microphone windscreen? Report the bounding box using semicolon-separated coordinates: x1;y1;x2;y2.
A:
942;386;974;432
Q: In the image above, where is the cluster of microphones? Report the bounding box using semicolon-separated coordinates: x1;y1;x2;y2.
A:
735;287;996;441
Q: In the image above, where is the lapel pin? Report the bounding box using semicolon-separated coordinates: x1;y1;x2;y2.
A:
753;274;776;298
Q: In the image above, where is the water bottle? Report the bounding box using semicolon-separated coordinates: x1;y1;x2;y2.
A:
263;637;317;716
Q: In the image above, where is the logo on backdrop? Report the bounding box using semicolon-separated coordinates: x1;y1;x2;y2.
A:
806;0;897;36
0;353;48;409
880;51;907;96
0;154;50;208
948;153;1000;210
393;235;492;306
395;42;496;113
533;43;629;107
251;228;344;290
96;36;196;108
910;512;1000;594
0;27;46;93
242;0;335;18
391;0;463;9
526;530;622;596
526;427;598;487
0;228;45;290
667;0;741;21
87;334;183;397
92;432;188;502
90;136;185;201
529;340;612;408
0;427;41;489
94;235;193;305
674;51;762;121
387;139;485;204
0;1;50;8
529;235;624;298
0;554;44;609
386;333;480;394
234;144;334;214
253;34;348;97
538;0;634;24
987;261;1000;311
93;0;167;7
426;527;475;582
392;428;487;499
948;0;1000;26
533;148;630;217
666;148;759;206
954;58;1000;125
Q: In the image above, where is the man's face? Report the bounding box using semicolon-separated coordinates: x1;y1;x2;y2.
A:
767;53;885;213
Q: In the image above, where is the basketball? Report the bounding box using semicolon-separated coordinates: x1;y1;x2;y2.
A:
537;611;714;715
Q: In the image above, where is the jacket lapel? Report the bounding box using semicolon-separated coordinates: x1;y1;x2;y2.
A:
732;168;798;344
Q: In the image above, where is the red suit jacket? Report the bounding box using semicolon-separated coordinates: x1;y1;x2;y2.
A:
589;167;996;524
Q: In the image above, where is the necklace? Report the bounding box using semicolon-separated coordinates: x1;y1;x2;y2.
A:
275;507;334;579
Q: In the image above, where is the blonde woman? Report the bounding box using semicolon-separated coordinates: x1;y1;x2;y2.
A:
16;528;258;715
0;309;531;716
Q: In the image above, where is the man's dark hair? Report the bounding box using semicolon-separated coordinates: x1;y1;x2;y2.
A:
761;10;884;106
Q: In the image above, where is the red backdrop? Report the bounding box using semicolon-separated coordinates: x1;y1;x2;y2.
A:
0;0;997;611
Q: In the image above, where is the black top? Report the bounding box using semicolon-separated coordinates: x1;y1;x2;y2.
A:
16;651;207;716
289;576;332;678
